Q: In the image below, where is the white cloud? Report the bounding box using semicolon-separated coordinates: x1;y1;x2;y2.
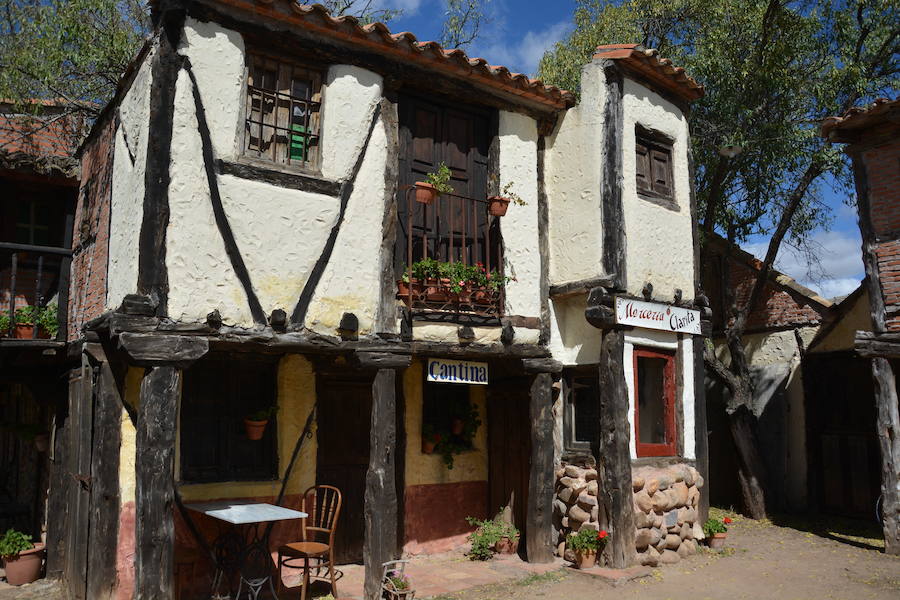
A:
743;229;864;301
474;20;570;75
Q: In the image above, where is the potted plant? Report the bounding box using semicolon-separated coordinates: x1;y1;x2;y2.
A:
487;182;527;217
465;517;519;560
383;569;414;599
703;517;731;549
244;405;277;441
0;529;44;585
0;305;58;340
434;400;481;469
567;528;609;569
415;162;454;205
421;425;440;454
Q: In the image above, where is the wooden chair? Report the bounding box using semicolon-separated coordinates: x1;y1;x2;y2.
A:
276;485;342;600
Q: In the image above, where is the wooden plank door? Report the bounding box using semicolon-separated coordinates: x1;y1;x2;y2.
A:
488;380;531;546
64;357;93;600
316;375;373;564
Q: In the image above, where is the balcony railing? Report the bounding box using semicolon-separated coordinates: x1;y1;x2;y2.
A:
1;242;71;342
398;185;504;318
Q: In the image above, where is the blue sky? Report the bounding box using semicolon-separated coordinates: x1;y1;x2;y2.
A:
380;0;865;300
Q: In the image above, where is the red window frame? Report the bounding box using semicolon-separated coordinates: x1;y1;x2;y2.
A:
633;347;677;457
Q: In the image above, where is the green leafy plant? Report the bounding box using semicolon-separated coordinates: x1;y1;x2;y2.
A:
411;257;442;281
499;181;527;206
567;528;609;553
424;162;454;195
0;312;8;332
703;517;729;537
433;400;481;469
0;529;34;558
465;517;519;561
246;405;278;422
385;570;410;590
0;305;59;337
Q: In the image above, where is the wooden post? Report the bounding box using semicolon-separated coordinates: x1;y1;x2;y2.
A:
693;338;710;523
134;366;180;600
871;357;900;554
364;368;398;600
526;372;555;563
598;330;635;567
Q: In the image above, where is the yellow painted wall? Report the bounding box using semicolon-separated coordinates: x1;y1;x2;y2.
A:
118;367;142;507
177;354;318;502
811;289;871;353
403;360;488;487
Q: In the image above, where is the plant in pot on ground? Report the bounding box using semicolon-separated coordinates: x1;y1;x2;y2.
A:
415;162;454;205
567;527;609;569
703;517;731;549
0;528;44;586
487;181;527;216
244;405;277;441
465;517;520;560
383;569;413;599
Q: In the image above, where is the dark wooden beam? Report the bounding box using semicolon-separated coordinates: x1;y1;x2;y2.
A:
375;97;401;336
135;366;180;600
521;357;563;374
597;330;635;567
550;276;618;299
526;372;555;563
600;61;626;291
364;368;399;599
536;135;551;344
352;351;412;370
693;337;710;523
216;158;342;196
118;332;209;367
856;331;900;358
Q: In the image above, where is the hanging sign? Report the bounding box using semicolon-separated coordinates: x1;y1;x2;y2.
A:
615;296;701;335
426;358;489;385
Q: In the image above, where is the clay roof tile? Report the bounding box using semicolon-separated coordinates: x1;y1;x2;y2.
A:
593;44;704;102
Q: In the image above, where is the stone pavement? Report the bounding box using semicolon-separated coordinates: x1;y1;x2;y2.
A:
0;578;62;600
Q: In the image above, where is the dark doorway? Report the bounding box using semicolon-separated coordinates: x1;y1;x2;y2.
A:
487;379;530;551
316;374;373;564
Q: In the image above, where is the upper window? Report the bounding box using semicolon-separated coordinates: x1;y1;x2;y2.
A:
243;53;323;171
180;354;278;483
562;368;600;455
635;129;674;203
634;347;677;457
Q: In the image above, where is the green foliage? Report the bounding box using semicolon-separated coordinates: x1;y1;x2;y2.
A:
567;527;609;552
434;400;481;469
465;516;519;560
703;517;728;536
408;259;510;291
0;529;34;558
246;405;278;422
538;0;899;251
320;1;404;24
440;0;492;49
425;163;455;195
0;305;59;337
385;570;411;590
499;181;527;206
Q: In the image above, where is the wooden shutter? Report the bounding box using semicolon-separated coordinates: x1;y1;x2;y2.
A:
650;148;672;197
635;141;651;193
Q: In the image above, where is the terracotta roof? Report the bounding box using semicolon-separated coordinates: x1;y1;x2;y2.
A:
593;44;704;102
0;101;83;178
821;97;900;140
208;1;575;110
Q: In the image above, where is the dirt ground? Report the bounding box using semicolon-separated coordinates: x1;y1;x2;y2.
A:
428;509;900;600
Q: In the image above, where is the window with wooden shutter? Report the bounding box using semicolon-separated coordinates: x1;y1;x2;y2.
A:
562;367;601;455
635;128;675;206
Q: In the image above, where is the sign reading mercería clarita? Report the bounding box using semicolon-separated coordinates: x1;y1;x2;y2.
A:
427;358;489;385
615;297;701;335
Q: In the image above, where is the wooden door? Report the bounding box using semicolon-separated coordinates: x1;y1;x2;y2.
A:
396;95;497;273
316;375;373;564
488;380;530;545
64;357;93;600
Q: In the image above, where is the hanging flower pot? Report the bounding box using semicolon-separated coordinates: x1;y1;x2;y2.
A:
415;182;438;205
421;438;437;454
243;419;268;440
450;417;465;436
487;196;511;216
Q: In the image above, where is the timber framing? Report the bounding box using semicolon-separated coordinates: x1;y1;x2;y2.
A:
600;60;627;291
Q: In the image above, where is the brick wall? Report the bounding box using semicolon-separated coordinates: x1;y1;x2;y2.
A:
862;138;900;331
68;118;114;341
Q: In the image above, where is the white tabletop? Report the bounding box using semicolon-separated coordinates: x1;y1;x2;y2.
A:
185;500;307;525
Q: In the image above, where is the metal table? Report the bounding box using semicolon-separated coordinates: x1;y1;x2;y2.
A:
186;500;307;600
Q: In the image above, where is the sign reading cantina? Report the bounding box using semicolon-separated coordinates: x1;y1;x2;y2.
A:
615;297;701;334
427;358;489;385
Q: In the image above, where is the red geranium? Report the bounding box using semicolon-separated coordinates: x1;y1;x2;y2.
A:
723;517;733;524
596;530;608;539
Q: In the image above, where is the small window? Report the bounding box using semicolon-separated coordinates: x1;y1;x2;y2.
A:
180;354;278;483
15;200;52;246
635;132;674;201
244;53;323;170
563;368;600;454
634;347;677;457
421;382;476;452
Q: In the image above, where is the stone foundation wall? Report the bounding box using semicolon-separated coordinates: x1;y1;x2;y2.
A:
552;460;704;566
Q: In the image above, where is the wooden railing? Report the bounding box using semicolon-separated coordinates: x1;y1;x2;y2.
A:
1;242;71;342
398;185;504;317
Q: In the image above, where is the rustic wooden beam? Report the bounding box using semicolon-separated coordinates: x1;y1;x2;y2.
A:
216;158;342;196
118;332;209;367
600;61;627;291
536;135;551;344
86;362;122;599
364;369;399;599
521;358;563;374
352;351;412;370
526;372;555;563
550;276;618;299
693;337;710;523
135;366;180;600
375;97;401;336
597;330;635;567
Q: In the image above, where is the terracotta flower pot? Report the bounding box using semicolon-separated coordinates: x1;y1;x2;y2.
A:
426;278;450;302
396;280;411;300
450;418;464;435
472;287;494;304
708;532;727;549
243;418;268;441
415;182;438;205
3;543;44;585
421;439;437;454
8;325;49;340
488;196;510;216
494;535;519;554
574;549;596;569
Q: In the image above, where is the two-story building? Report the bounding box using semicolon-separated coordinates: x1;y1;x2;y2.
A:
46;1;709;598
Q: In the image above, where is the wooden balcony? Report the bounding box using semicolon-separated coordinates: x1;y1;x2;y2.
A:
1;242;71;343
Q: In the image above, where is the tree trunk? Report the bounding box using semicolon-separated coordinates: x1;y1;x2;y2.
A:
728;405;768;519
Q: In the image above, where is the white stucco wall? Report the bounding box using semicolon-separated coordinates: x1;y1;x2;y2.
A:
106;47;154;310
498;111;541;318
545;61;606;285
548;295;602;365
320;65;384;181
621;78;695;303
623;328;695;460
